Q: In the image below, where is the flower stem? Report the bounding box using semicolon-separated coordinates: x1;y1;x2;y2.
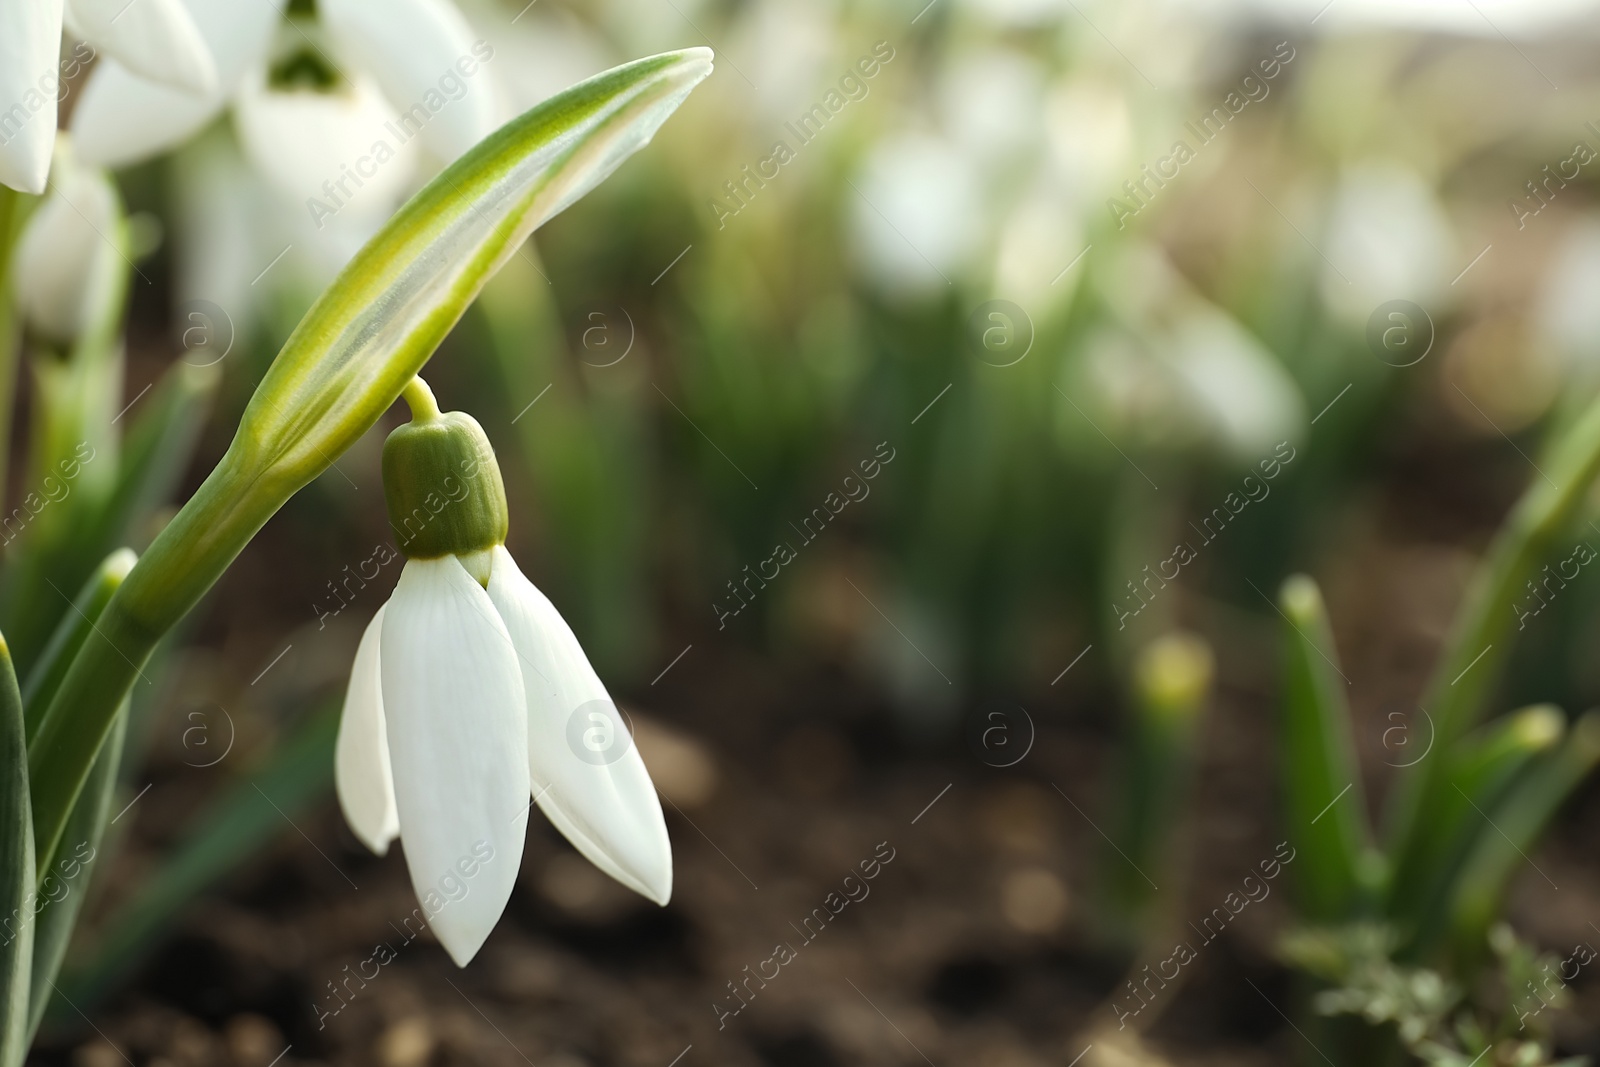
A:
401;376;440;421
27;445;287;870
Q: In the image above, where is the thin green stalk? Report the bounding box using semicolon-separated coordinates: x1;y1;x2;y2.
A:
1386;394;1600;862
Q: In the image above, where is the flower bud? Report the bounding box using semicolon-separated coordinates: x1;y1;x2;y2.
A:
382;407;508;559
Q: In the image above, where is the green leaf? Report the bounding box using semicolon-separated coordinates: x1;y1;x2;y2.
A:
1388;389;1600;863
0;638;34;1067
26;49;713;874
26;703;126;1042
1279;575;1372;921
235;47;714;493
1387;704;1561;953
22;550;135;741
1446;711;1600;964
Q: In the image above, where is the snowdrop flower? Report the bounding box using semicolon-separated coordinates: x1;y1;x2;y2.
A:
0;0;215;193
72;0;498;216
11;137;123;346
337;377;671;965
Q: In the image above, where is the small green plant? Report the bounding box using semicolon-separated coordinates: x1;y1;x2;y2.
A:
1268;397;1600;1062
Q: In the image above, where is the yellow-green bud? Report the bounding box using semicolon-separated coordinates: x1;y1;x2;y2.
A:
382;406;508;559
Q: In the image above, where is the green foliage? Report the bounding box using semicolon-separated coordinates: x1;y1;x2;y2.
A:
1282;924;1586;1067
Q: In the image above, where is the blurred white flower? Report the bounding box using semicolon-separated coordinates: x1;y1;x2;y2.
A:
1222;0;1596;36
1536;217;1600;374
1321;163;1456;323
727;0;839;125
852;132;984;297
1044;77;1134;213
993;184;1084;309
1163;308;1305;459
940;48;1047;174
11;138;121;345
72;0;498;213
0;0;216;192
1096;243;1305;459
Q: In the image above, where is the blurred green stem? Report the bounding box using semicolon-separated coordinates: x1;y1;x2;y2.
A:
0;186;26;512
1106;633;1211;935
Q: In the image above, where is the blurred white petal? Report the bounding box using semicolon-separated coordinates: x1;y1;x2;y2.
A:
12;141;121;344
485;546;672;906
233;64;417;215
72;0;285;167
0;0;65;193
382;556;529;966
459;2;612;113
65;0;217;95
321;0;499;162
335;605;399;856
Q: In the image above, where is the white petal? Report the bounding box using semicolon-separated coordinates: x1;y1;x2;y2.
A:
232;64;418;213
320;0;499;163
485;546;672;906
0;0;65;193
65;0;218;95
382;556;528;966
71;0;285;168
335;605;398;856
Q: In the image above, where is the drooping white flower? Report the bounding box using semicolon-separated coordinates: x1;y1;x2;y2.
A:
335;379;671;966
0;0;216;193
11;137;123;345
72;0;499;217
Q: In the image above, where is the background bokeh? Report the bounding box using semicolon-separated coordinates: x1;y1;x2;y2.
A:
32;0;1600;1063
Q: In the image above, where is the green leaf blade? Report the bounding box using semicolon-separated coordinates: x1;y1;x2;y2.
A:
0;638;34;1067
1279;574;1372;922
